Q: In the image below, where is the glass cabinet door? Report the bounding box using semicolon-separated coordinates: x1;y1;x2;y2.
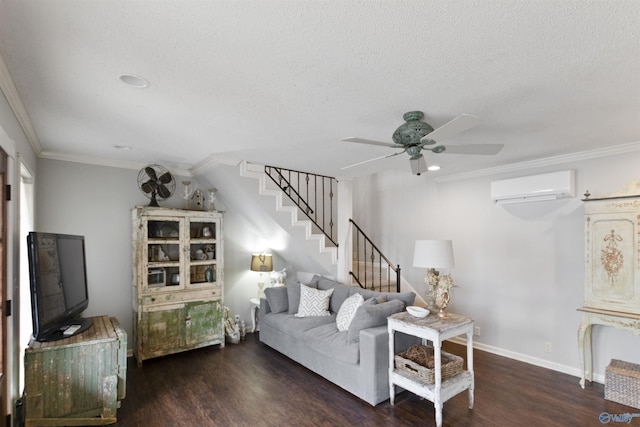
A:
144;217;183;290
187;218;219;287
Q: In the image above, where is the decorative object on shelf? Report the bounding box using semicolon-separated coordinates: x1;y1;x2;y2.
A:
195;249;207;260
203;244;215;259
270;268;287;286
413;239;456;318
202;226;212;237
192;189;204;210
224;306;240;344
137;164;176;207
204;265;214;282
182;181;193;209
208;188;218;211
250;253;273;299
407;306;430;318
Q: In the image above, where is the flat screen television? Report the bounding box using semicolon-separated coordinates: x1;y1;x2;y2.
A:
27;232;93;341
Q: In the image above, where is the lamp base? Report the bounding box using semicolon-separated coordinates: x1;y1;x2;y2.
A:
257;280;265;299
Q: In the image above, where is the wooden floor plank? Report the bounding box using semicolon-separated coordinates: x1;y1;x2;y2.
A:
115;334;637;426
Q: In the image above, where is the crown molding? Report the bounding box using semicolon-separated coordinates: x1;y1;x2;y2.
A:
0;53;42;154
38;151;193;177
434;142;640;183
38;150;243;178
189;154;241;176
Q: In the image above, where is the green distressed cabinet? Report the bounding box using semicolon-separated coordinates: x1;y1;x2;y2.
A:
132;207;224;366
23;316;127;426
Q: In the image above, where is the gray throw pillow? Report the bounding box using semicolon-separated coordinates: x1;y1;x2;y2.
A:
384;291;416;308
264;286;288;314
347;299;404;343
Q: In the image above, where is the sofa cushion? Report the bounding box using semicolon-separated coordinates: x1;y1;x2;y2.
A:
311;274;339;289
263;312;336;340
264;286;288;314
295;284;334;317
287;282;316;314
303;323;360;365
328;284;352;313
348;287;415;308
347;299;405;343
336;293;364;331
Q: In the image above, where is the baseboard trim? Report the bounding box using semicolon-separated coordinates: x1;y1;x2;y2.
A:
448;337;604;385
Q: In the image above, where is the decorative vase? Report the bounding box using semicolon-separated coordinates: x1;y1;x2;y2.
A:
204;266;214;283
435;286;451;318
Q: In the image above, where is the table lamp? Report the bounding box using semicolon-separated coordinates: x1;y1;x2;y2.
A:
413;240;455;317
250;253;273;299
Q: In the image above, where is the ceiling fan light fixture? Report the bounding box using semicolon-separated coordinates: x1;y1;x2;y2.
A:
410;155;428;176
427;165;441;171
119;74;150;88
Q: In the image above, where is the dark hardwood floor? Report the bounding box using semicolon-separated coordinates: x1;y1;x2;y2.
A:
116;334;637;427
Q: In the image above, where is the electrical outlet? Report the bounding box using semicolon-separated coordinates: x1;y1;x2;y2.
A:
474;326;480;336
545;341;552;353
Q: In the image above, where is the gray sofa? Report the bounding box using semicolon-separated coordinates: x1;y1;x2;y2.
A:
258;275;416;406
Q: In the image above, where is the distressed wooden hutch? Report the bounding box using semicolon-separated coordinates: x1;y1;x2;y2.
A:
578;183;640;387
132;206;224;366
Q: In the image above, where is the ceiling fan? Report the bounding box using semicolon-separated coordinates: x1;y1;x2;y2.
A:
342;111;503;175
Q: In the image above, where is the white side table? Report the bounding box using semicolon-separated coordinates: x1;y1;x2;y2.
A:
388;311;474;427
250;298;260;333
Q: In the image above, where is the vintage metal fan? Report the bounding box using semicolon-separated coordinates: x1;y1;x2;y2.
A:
342;111;503;175
137;164;176;206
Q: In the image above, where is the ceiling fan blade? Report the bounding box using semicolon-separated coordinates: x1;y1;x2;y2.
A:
342;137;401;149
442;144;504;155
420;114;480;143
341;151;405;170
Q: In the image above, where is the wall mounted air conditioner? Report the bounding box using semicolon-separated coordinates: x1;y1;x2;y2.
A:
491;170;575;205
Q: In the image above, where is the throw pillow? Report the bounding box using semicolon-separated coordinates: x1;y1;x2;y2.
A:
336;293;364;331
295;284;334;317
347;299;404;343
264;286;288;314
287;282;317;314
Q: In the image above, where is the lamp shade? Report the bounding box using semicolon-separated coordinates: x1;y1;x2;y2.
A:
413;240;455;269
250;253;273;272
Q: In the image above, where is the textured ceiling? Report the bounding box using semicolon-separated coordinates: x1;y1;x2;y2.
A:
0;0;639;179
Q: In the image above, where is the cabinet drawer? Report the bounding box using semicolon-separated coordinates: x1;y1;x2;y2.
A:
141;287;221;305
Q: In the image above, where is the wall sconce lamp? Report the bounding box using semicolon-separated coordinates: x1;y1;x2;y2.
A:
250;253;273;299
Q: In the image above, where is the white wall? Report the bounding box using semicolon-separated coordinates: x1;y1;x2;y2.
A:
352;150;640;381
34;159;196;348
33;160;303;348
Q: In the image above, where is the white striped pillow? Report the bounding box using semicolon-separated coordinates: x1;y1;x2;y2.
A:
336;293;364;331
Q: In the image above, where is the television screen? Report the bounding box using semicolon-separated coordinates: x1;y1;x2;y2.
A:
27;232;92;341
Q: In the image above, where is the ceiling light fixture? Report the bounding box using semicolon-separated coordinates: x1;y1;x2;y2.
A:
428;165;441;171
119;74;150;88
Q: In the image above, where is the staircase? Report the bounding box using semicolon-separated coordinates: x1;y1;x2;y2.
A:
237;161;425;304
239;161;338;275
